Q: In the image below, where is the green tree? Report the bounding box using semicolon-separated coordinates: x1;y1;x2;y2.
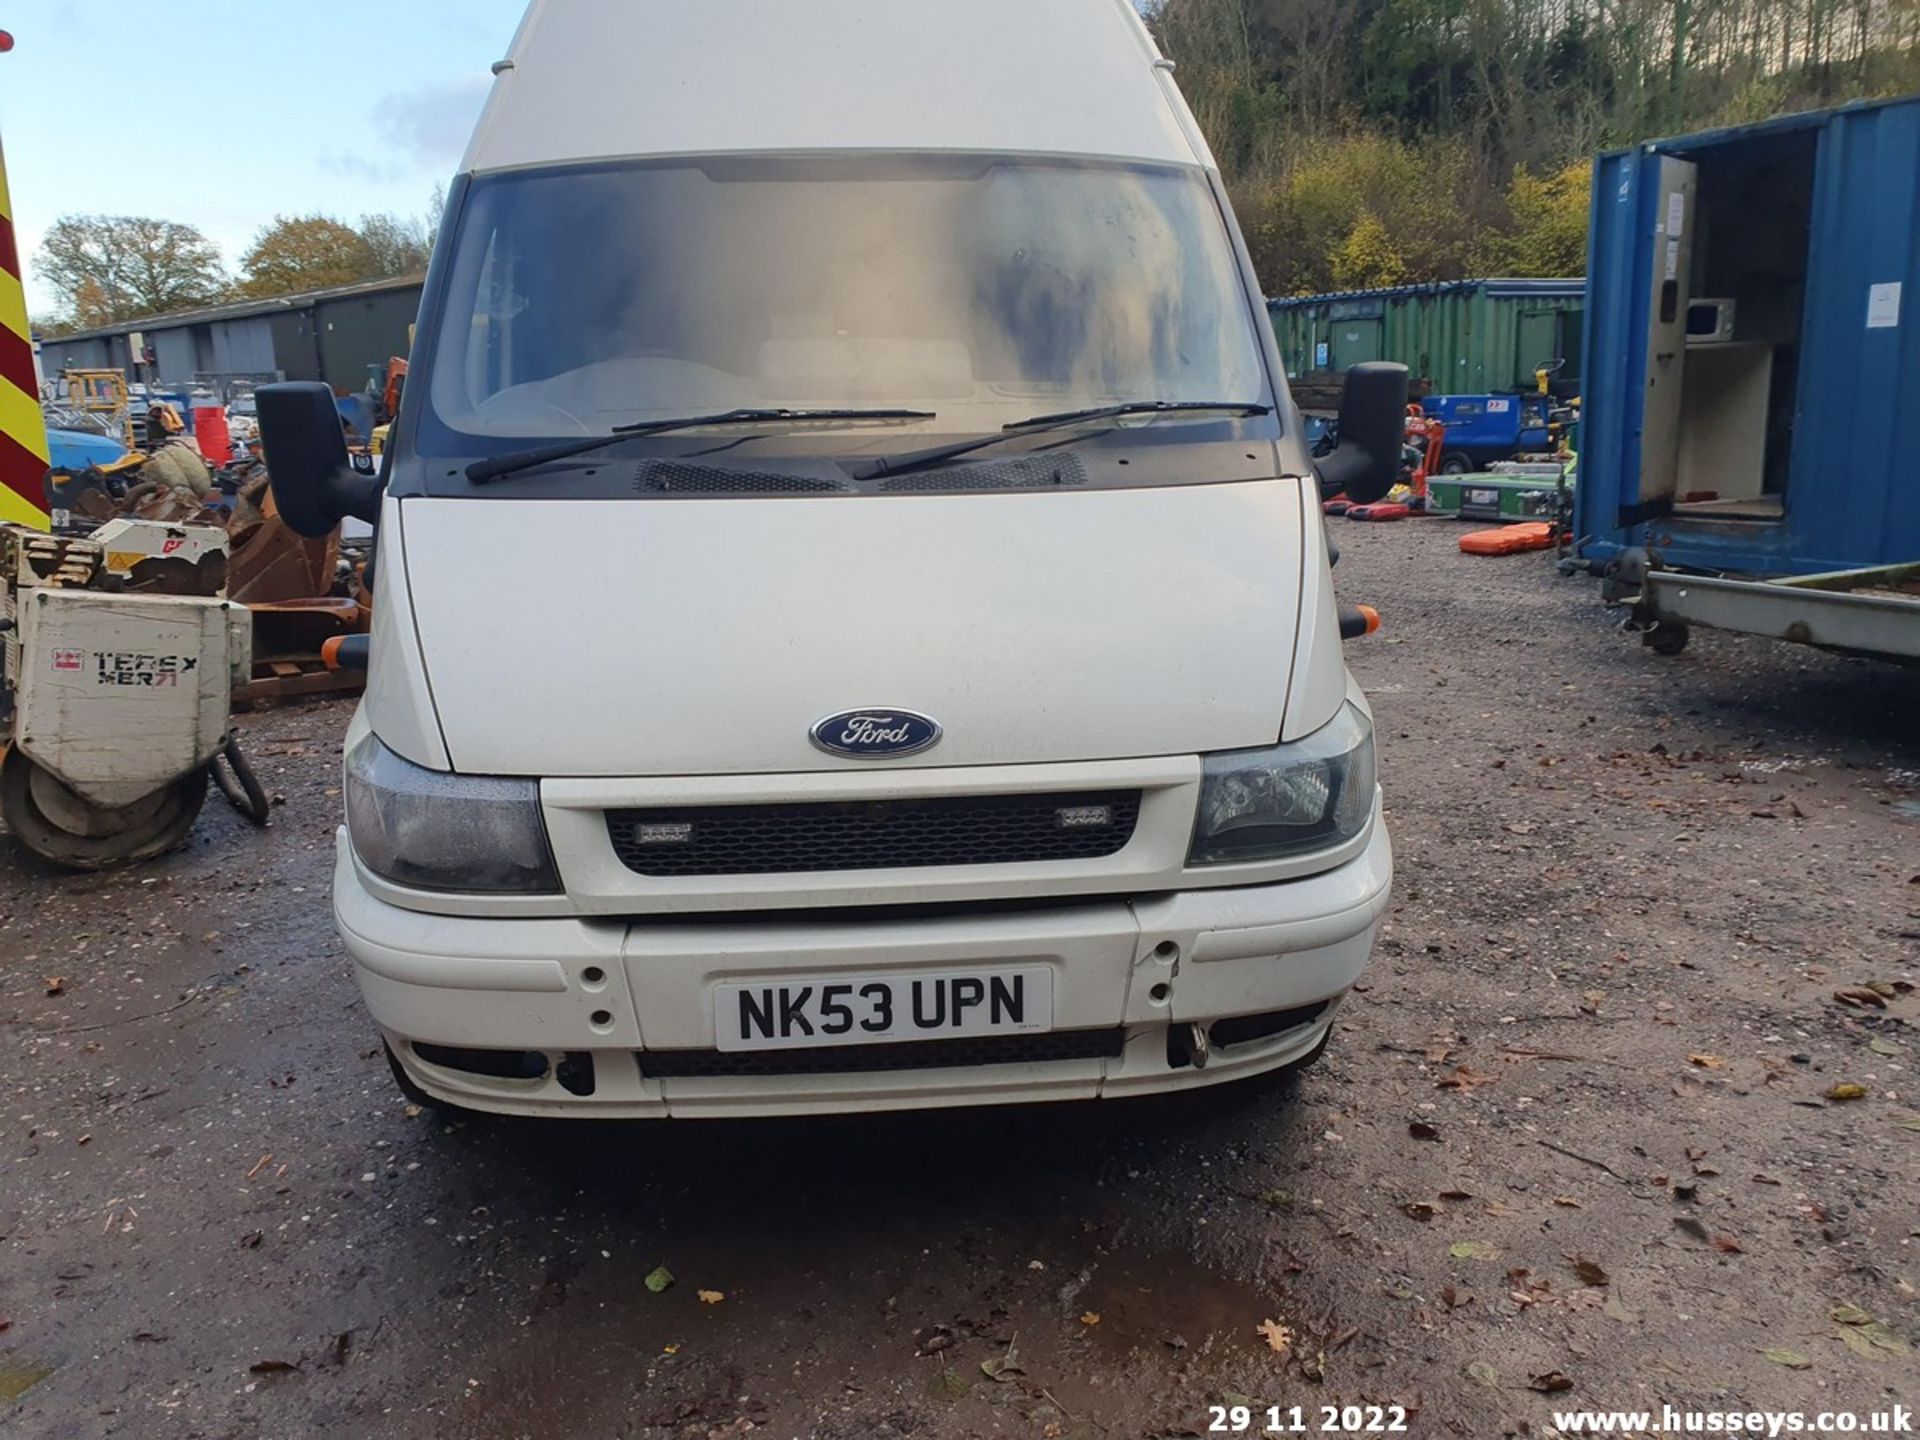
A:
238;215;377;299
1330;212;1411;289
1475;161;1592;276
34;215;226;326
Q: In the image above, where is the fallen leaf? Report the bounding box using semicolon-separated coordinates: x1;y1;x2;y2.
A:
1895;1114;1920;1132
1449;1240;1498;1261
1402;1202;1437;1222
1712;1234;1744;1254
1465;1360;1501;1388
1673;1217;1711;1244
1256;1319;1293;1356
644;1266;675;1294
1441;1284;1474;1309
980;1355;1026;1383
44;977;65;997
1869;1038;1900;1056
1436;1065;1501;1092
1761;1347;1811;1369
924;1368;972;1402
1407;1121;1440;1141
1567;1256;1610;1287
249;1359;299;1375
1553;1196;1583;1208
1688;1053;1726;1069
1837;1322;1908;1360
1827;1083;1869;1102
1259;1188;1293;1207
1830;1303;1874;1326
696;1290;725;1305
1437;1189;1474;1201
1079;1311;1101;1327
1834;987;1888;1009
1528;1371;1574;1393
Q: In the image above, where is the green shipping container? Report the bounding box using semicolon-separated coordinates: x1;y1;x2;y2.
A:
1270;278;1585;398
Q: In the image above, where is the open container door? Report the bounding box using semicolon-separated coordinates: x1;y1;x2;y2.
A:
1629;156;1698;525
1579;151;1698;535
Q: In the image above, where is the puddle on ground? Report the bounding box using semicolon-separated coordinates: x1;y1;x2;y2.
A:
1072;1247;1270;1361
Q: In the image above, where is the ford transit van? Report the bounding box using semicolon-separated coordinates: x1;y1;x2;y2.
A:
259;0;1405;1119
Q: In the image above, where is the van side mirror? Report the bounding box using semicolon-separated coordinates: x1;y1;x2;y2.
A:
256;382;384;537
1311;362;1410;506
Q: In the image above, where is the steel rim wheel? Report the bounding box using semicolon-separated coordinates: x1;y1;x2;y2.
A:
1;748;209;871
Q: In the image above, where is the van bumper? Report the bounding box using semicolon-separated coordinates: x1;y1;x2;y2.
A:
333;814;1392;1119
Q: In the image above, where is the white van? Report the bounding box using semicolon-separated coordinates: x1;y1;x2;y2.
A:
259;0;1405;1119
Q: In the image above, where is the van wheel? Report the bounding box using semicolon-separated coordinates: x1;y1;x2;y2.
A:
385;1041;461;1114
1439;452;1474;475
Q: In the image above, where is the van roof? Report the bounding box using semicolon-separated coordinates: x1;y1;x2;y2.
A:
462;0;1213;175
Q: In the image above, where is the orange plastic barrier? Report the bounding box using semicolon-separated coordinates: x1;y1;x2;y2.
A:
1459;521;1555;556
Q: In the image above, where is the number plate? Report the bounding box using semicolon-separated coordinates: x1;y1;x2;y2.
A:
714;968;1054;1052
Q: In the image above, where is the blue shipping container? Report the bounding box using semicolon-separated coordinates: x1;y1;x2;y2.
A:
1574;97;1920;576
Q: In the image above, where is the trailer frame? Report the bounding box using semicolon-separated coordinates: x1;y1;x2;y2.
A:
1603;550;1920;663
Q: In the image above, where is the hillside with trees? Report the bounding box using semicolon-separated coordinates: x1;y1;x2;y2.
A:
1147;0;1920;293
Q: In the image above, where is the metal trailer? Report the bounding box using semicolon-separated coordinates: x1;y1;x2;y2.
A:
1269;278;1585;402
1604;554;1920;663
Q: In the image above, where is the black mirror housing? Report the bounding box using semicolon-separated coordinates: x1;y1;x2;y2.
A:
256;382;384;537
1311;362;1410;506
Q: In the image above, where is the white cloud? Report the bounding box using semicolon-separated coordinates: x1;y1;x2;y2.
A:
372;75;493;168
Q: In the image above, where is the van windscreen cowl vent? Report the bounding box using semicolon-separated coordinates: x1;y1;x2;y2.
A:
634;461;849;495
878;454;1089;493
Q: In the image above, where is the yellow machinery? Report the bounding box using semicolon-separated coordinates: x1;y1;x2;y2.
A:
63;369;138;449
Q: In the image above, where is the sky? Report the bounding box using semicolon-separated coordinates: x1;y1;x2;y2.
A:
0;0;530;315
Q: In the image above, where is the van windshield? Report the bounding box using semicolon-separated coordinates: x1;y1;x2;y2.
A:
422;154;1272;450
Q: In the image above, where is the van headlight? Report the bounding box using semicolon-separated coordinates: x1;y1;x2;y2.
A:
1188;704;1376;866
345;735;561;893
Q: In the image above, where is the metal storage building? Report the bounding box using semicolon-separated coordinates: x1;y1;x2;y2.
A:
32;274;424;395
1268;278;1585;400
1574;96;1920;577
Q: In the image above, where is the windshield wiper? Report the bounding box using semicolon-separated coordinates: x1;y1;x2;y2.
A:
846;400;1270;482
466;407;936;483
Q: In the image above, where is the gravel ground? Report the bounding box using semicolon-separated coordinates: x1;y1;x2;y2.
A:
2;519;1916;1440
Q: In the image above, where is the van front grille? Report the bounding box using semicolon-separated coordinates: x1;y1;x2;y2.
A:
606;791;1142;877
638;1027;1126;1078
